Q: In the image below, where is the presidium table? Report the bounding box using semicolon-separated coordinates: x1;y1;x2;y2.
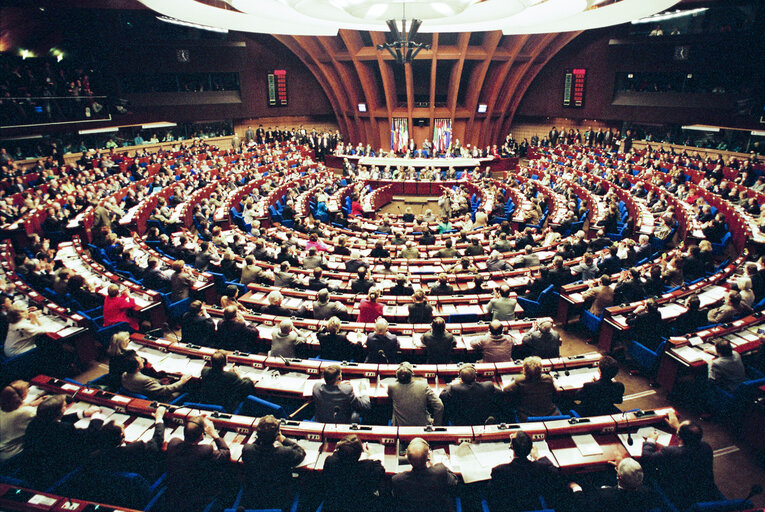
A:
324;154;518;172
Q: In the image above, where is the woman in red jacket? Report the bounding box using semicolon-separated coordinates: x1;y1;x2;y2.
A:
356;289;384;323
103;284;139;331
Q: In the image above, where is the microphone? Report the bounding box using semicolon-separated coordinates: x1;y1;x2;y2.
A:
484;416;496;426
333;406;341;424
625;412;633;446
560;355;570;376
162;322;181;344
279;355;291;367
378;349;388;364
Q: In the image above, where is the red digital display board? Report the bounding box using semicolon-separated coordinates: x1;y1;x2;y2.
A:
563;68;586;108
267;69;288;107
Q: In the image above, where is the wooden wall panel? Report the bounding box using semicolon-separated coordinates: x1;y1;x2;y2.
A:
277;30;583;148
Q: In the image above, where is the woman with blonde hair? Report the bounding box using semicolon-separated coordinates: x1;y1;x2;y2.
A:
0;380;42;461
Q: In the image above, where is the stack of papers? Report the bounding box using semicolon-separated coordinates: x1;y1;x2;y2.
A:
448;442;492;483
295;439;323;469
572;434;603;456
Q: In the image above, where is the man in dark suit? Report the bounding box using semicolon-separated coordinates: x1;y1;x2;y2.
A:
88;405;166;479
573;355;625;416
199;351;256;411
241;415;306;510
181;300;217;347
634;235;653;262
365;317;399;363
22;395;106;489
166;415;230;511
312;365;371;423
407;289;433;324
392;437;458;511
216;305;261;352
489;431;566;512
430;273;455;296
439;364;497;426
142;258;170;291
569;457;658;512
613;269;645;305
322;435;386;512
307;267;330;291
350;267;375;294
518;319;561;359
640;412;717;509
548;257;572;290
597;246;621;276
389;274;414;296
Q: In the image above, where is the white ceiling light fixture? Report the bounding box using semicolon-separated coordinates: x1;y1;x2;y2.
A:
631;7;708;24
681;125;720;132
78;127;120;135
141;122;178;129
156;15;229;33
138;0;681;35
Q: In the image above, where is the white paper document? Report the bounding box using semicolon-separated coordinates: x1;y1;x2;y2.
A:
572;434;603;456
448;442;492;483
295;439;323;469
468;442;512;469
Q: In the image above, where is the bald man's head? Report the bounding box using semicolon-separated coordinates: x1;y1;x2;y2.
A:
406;438;430;469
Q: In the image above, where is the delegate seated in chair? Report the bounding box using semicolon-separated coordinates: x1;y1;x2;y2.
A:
573;355;625;416
706;338;746;392
439;363;497;426
707;290;753;324
86;405;166;478
322;434;386;512
106;332;165;390
166;415;230;512
4;302;56;358
0;380;43;462
569;457;659;512
103;284;139;331
312;364;371;423
391;437;458;512
121;353;190;401
180;300;216;347
22;395;106;489
640;412;718;510
625;299;664;351
489;431;567;512
502;356;558;421
198;351;256;411
241;414;306;510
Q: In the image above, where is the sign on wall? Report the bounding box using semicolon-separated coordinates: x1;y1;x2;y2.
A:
267;70;288;107
563;68;586;108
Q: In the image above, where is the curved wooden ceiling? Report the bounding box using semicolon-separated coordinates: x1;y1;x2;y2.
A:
275;30;581;149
